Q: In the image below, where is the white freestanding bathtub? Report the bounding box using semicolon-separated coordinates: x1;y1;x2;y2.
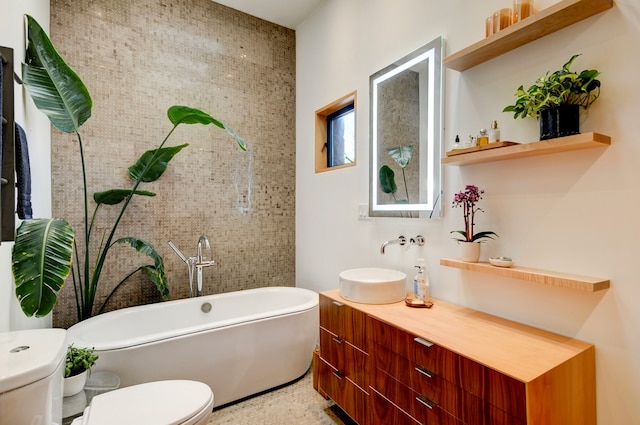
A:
66;286;319;407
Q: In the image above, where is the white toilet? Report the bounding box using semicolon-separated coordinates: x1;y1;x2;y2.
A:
0;329;66;425
70;380;213;425
0;329;213;425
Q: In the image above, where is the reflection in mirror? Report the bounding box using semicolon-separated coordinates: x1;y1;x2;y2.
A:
369;36;443;218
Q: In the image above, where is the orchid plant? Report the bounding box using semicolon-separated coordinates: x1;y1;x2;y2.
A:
450;185;497;243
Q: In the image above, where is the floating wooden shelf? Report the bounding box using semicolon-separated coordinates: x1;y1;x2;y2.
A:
442;132;610;166
444;0;614;72
440;258;610;292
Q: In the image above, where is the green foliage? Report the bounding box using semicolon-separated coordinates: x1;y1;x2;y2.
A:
22;15;92;133
378;145;413;204
503;54;601;119
450;230;498;243
12;15;245;322
379;165;397;194
65;345;98;378
128;143;190;182
385;145;413;168
12;219;74;317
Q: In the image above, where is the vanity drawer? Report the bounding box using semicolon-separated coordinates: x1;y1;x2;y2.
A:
370;388;420;425
368;316;459;383
318;357;368;424
484;366;526;421
371;368;463;425
372;342;466;418
320;328;368;389
320;294;367;349
457;356;527;421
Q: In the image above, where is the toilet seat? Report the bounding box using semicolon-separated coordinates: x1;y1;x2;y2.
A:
72;380;213;425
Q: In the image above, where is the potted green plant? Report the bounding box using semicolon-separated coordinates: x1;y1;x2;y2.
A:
63;345;99;397
503;54;601;140
12;15;246;322
450;185;497;262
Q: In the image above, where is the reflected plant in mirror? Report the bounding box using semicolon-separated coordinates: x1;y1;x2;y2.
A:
369;36;443;218
379;145;414;205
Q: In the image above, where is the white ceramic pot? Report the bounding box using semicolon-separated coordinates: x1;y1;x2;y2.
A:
459;241;481;262
64;370;88;397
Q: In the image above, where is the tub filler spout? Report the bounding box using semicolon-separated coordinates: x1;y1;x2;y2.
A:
195;235;215;297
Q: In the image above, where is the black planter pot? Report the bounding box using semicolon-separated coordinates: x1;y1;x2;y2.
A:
539;105;580;140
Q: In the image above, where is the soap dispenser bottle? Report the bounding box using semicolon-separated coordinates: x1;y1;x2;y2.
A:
413;258;430;302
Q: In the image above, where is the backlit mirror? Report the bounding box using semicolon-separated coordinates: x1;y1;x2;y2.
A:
369;36;443;218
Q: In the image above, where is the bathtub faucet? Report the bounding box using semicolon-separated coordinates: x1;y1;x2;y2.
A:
194;235;215;297
167;237;215;297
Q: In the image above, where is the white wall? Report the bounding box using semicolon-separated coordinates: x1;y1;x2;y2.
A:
0;0;52;331
296;1;640;423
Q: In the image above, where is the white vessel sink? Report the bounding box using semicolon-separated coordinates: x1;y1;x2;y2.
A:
339;268;406;304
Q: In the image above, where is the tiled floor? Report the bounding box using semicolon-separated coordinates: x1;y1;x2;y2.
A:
205;369;356;425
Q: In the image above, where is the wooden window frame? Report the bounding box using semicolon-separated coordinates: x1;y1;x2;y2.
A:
315;91;356;173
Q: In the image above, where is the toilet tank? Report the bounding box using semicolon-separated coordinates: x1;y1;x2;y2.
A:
0;329;67;425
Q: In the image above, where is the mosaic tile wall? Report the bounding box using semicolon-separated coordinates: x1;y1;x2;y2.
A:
49;0;296;328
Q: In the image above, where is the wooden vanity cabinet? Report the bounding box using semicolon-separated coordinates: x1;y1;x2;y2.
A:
317;290;596;425
368;316;526;425
318;294;369;424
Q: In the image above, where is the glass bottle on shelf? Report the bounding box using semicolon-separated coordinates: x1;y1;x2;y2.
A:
477;128;489;146
488;120;500;143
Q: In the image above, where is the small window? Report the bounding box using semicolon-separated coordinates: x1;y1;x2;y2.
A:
315;92;356;173
326;104;355;167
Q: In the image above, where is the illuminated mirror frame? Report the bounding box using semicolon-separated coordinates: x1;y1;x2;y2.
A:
369;36;443;218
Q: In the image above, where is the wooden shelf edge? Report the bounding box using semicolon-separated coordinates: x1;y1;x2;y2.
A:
444;0;614;71
442;132;610;166
440;258;610;292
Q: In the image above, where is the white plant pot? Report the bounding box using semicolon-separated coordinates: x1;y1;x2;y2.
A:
459;241;481;263
64;370;88;397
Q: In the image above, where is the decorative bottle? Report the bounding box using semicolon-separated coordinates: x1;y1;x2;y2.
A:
477;128;489;146
488;120;500;143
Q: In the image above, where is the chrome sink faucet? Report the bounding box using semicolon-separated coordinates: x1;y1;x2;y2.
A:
380;235;425;254
168;235;216;297
380;236;406;254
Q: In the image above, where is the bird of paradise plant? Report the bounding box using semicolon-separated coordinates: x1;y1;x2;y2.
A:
12;15;245;321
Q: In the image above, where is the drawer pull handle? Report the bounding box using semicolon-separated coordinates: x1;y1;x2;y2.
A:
414;337;434;348
332;301;344;307
415;366;433;378
333;370;344;379
416;395;434;409
332;336;344;344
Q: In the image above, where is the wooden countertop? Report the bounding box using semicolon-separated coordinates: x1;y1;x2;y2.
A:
321;289;593;383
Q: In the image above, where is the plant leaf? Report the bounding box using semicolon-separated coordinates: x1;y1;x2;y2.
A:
379;165;397;194
114;237;169;300
167;105;246;151
386;146;413;168
470;231;498;242
128;144;189;183
449;230;469;242
12;218;74;317
94;189;156;205
141;266;170;301
22;15;92;133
